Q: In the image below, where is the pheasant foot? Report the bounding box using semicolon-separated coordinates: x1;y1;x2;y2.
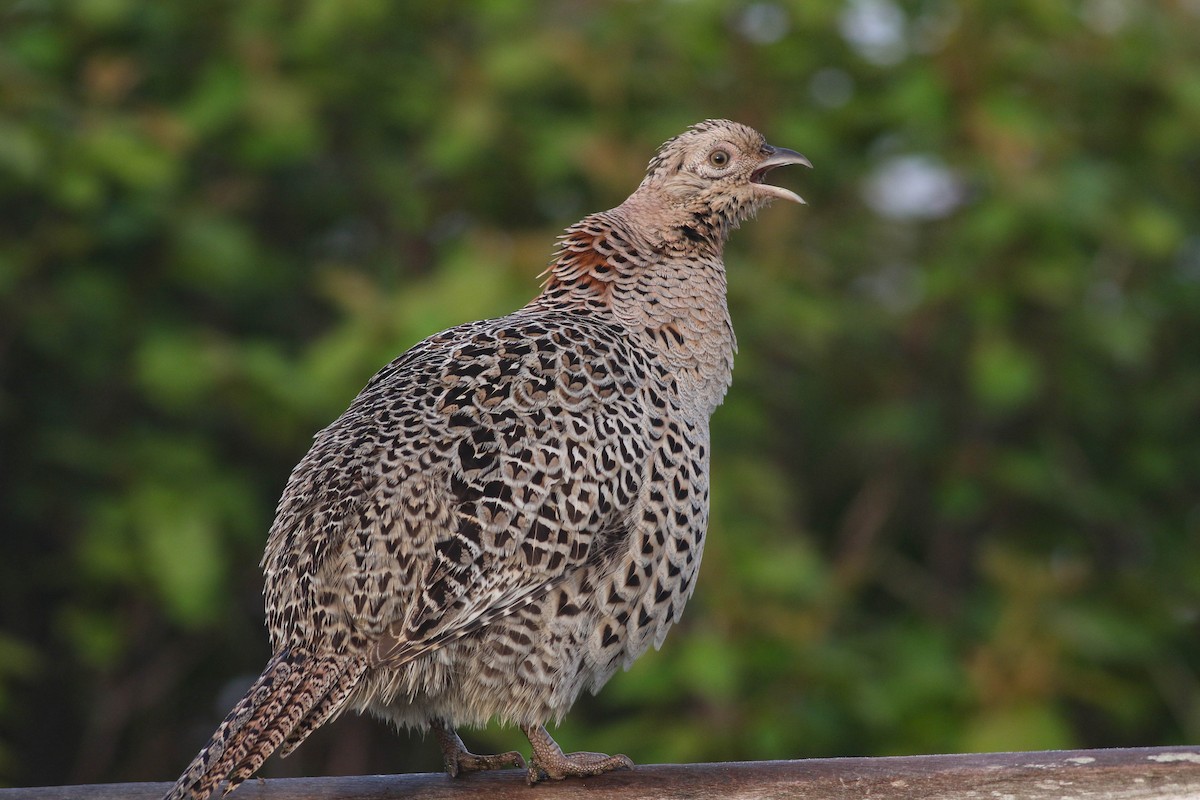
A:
521;724;633;784
432;720;525;777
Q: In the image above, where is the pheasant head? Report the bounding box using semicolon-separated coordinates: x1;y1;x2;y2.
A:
539;120;809;312
633;119;811;244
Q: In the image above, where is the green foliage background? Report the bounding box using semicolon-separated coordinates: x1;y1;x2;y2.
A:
2;0;1198;787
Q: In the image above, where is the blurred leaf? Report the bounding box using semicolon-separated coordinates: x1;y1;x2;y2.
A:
970;333;1042;412
963;704;1075;753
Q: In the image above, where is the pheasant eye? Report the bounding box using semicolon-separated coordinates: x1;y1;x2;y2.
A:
708;149;730;168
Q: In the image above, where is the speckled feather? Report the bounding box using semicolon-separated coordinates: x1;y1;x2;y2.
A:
164;119;808;799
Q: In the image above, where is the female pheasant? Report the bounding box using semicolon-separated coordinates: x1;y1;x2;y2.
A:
165;119;809;798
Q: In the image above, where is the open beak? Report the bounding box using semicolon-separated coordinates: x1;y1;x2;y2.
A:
751;145;813;204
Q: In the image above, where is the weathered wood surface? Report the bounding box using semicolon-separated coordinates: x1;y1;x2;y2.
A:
7;746;1200;800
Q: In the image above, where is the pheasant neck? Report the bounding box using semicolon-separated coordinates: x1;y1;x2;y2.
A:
537;205;736;418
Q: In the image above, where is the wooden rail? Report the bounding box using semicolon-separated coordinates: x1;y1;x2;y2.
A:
7;746;1200;800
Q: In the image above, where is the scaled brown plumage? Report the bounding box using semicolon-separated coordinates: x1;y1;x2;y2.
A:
164;119;809;799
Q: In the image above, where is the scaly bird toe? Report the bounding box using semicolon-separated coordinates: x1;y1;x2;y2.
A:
527;750;634;784
433;720;526;777
451;748;527;777
522;723;633;784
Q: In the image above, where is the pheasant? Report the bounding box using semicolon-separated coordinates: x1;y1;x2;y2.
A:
164;119;809;799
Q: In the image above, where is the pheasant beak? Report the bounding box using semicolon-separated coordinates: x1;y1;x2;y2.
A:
751;145;813;204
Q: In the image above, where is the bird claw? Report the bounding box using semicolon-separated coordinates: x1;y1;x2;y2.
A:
526;750;634;784
433;721;525;777
446;748;526;777
521;723;634;784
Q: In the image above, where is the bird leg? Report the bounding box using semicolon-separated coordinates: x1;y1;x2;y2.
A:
521;724;633;784
431;720;525;777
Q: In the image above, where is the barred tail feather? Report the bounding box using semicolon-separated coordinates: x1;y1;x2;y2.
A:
277;657;368;758
164;649;364;800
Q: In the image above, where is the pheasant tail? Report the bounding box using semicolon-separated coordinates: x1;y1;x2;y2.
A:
163;649;363;800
